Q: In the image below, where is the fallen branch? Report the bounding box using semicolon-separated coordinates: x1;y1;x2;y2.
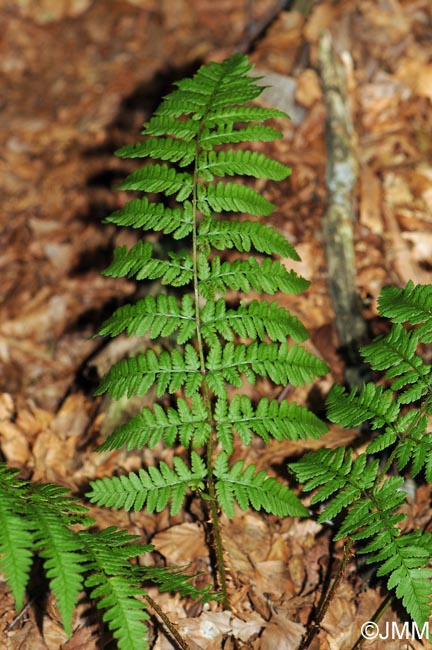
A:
319;30;367;375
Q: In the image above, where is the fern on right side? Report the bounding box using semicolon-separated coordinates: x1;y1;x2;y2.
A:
290;281;432;628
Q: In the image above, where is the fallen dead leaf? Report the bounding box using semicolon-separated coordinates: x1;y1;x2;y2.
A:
304;2;339;43
260;613;305;650
151;522;208;564
295;68;322;108
360;165;383;234
177;610;265;650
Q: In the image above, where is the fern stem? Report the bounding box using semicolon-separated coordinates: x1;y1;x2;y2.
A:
191;133;230;610
298;540;353;650
144;594;192;650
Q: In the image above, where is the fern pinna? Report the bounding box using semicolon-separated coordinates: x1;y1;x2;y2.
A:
290;281;432;629
0;464;209;650
87;52;329;605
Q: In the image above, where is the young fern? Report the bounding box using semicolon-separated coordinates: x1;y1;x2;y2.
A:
0;464;209;650
87;53;329;605
290;281;432;628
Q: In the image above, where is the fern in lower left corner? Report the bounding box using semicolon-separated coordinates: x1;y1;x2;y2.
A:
0;464;209;650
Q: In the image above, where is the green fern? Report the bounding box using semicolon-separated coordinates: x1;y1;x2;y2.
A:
290;281;432;627
0;465;210;649
80;527;152;650
87;52;329;606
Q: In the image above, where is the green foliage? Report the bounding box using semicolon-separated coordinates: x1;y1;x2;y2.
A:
0;465;209;650
89;453;207;515
88;51;328;537
290;281;432;627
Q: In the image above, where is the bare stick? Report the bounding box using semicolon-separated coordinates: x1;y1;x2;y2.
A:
319;31;367;369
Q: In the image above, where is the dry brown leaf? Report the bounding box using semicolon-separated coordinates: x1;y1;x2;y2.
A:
32;431;78;483
395;59;432;100
224;512;271;564
320;591;357;649
6;619;49;650
15;0;93;23
358;0;412;42
304;3;338;43
49;394;90;441
62;625;99;650
0;419;31;466
152;523;208;564
0;393;14;420
41;616;68;650
259;613;304;650
177;610;265;650
360;165;383;234
255;560;296;598
403;231;432;264
295;69;322;108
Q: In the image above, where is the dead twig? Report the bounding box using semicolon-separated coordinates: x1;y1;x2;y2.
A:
319;30;368;378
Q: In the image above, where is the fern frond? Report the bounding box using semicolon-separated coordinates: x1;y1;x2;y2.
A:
199;124;283;148
117;164;192;200
199;218;299;258
198;181;275;217
360;324;431;403
95;344;201;399
93;52;332;615
327;360;432;477
326;383;399;429
0;462;214;648
142;115;200;140
290;449;432;626
214;395;327;451
201;298;308;344
103;242;193;286
116;138;195;167
206;341;329;396
205;105;288;126
105;198;193;240
141;564;215;601
0;467;35;611
87;453;208;515
97;294;195;343
214;453;308;518
81;527;152;650
0;467;101;637
29;485;90;636
201;256;309;298
98;395;211;451
378;281;432;342
152;54;260;120
198;149;291;181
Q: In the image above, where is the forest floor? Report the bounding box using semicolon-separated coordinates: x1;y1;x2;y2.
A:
1;1;431;649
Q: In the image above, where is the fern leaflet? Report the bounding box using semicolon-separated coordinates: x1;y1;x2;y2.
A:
88;453;208;515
